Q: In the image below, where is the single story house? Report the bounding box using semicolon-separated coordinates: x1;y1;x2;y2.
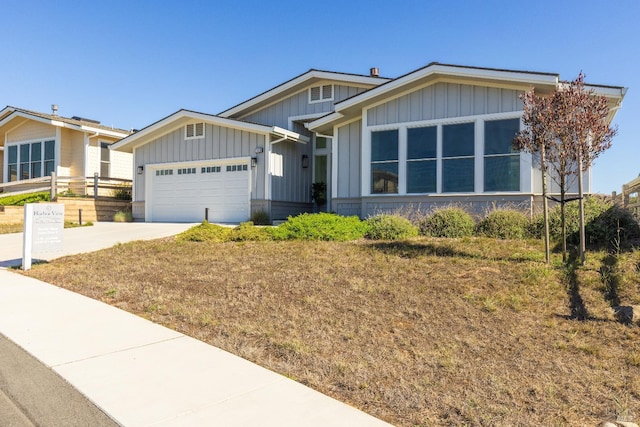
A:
0;106;132;187
112;63;626;223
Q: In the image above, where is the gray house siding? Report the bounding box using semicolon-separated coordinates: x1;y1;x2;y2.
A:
242;85;369;129
367;82;524;126
271;139;312;205
336;120;361;198
133;123;266;202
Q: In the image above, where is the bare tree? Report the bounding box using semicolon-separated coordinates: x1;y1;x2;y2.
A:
514;73;617;263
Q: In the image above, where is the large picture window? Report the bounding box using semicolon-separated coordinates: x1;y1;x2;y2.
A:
407;126;437;193
442;122;475;192
371;130;398;193
484;118;520;191
7;140;55;182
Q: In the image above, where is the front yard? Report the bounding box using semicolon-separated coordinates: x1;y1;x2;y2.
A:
24;236;640;426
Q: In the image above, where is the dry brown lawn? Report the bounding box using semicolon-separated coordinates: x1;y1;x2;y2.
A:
24;236;640;426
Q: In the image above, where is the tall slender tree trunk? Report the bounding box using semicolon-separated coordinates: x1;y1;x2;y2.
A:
560;171;567;263
541;144;550;264
577;149;586;265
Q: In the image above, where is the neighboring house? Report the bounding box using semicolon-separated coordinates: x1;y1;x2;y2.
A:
0;106;132;187
113;63;626;223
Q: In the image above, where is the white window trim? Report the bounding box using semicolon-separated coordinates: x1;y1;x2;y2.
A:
100;140;111;178
362;111;525;197
308;84;334;104
185;122;205;140
5;138;57;182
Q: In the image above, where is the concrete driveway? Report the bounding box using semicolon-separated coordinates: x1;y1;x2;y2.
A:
0;222;196;268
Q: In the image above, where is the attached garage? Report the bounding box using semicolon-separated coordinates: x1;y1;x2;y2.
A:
110;109;310;223
147;160;250;223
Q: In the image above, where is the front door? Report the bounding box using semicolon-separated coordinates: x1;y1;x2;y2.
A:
313;136;331;212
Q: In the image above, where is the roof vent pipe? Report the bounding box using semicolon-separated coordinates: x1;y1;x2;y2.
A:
51;104;58;116
370;67;379;77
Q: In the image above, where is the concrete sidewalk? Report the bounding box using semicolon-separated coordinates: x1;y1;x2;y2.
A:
0;223;392;426
0;270;392;426
0;222;196;268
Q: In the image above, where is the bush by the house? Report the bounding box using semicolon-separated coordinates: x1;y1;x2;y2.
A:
477;209;531;240
112;184;132;201
0;192;50;206
176;221;232;242
269;212;367;241
113;211;134;222
364;214;418;240
418;207;476;238
249;209;270;225
545;196;640;248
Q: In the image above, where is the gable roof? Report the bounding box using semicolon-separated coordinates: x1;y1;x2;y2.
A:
308;62;628;134
218;69;390;119
0;106;131;139
111;109;309;153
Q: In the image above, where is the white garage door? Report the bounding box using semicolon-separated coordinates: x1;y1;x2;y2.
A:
149;161;250;223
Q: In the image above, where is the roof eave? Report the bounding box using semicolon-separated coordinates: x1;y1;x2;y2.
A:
219;69;390;119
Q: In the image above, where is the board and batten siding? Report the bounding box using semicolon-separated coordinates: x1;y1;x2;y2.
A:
133;123;266;201
270;139;311;204
336;120;361;199
367;82;524;126
242;85;369;129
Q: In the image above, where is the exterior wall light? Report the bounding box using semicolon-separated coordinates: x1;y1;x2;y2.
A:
137;165;144;174
251;157;258;168
301;154;309;168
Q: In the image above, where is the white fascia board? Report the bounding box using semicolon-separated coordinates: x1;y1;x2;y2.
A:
219;70;390;118
0;111;51;128
0;110;128;139
112;110;274;152
307;112;343;133
332;64;559;116
79;125;129;139
271;126;310;143
583;84;627;100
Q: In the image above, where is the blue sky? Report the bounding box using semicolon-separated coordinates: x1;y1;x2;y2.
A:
2;0;638;194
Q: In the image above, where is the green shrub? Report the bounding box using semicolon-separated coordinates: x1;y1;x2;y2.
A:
419;208;476;238
229;221;272;241
269;212;367;241
176;221;232;242
112;184;132;201
250;209;270;225
477;209;531;240
545;196;640;248
364;214;417;240
113;211;134;222
0;191;50;206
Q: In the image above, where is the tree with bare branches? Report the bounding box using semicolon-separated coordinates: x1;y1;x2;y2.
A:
514;73;617;263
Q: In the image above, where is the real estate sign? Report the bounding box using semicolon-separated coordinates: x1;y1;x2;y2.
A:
22;203;64;270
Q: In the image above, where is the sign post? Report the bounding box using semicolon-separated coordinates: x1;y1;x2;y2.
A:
22;203;64;270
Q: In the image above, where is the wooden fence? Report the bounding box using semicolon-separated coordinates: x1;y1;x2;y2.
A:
0;173;132;201
614;175;640;220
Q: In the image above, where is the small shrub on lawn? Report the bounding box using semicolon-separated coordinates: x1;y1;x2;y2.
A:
419;207;476;238
250;209;270;225
229;221;272;241
477;209;531;240
269;212;367;241
177;221;231;242
113;211;133;222
364;214;417;240
0;191;50;206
